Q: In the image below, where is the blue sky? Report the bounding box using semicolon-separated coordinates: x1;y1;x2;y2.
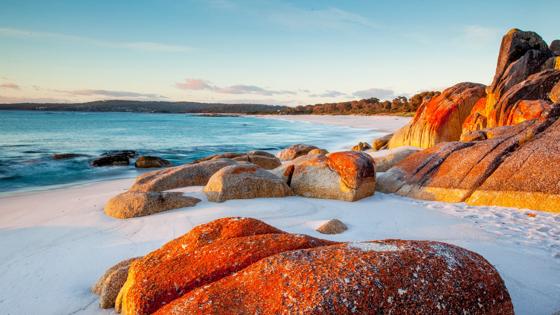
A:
0;0;558;106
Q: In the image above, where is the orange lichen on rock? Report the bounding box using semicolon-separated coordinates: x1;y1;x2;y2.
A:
116;217;333;314
326;151;376;189
507;99;553;125
156;240;513;315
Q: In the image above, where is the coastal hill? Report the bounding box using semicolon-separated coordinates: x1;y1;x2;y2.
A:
0;93;438;116
0;100;288;114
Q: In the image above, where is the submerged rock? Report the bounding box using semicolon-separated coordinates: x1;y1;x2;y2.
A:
91;154;130;167
316;219;347;234
51;153;88;160
101;150;137;158
104;191;200;219
203;163;293;202
134;156;171;168
108;217;512;315
277;144;319;161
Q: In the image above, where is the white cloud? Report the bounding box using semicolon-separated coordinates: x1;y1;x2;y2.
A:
352;88;395;100
0;27;192;53
60;89;168;100
268;6;378;30
176;78;296;96
310;90;348;98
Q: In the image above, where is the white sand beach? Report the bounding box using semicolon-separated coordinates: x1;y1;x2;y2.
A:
1;115;559;315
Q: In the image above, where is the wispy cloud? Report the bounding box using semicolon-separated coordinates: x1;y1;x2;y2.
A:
310;90;348;98
267;6;378;30
463;25;500;44
352;88;395;99
60;89;168;100
176;79;296;96
0;27;192;53
0;82;20;90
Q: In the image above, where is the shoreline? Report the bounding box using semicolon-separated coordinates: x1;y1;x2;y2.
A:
0;115;559;314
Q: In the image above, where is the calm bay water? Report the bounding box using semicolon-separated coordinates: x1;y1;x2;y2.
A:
0;111;371;193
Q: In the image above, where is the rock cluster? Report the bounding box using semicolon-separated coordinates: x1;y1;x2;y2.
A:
95;217;512;314
351;141;371;151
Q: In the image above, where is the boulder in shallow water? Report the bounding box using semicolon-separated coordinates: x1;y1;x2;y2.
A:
91;154;130;167
315;219;347;234
101;150;137;158
277;144;319;161
104;191;200;219
130;158;237;192
51;153;89;160
134;156;171;168
204;163;293;202
111;217;512;315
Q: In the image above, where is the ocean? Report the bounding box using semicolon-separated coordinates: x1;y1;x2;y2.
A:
0;111;373;193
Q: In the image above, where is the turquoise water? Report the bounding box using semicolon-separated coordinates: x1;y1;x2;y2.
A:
0;111;370;193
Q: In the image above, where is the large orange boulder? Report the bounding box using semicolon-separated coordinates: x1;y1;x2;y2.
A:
156;240;512;315
462;29;557;134
388;82;486;149
273;151;376;201
115;217;332;314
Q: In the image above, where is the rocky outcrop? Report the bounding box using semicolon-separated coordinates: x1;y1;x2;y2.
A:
316;219;347;234
378;114;560;212
551;40;560;56
115;217;333;314
388;82;486;149
129;158;237;192
351;142;371;151
92;258;139;309
203;163;293;202
462;29;558;134
104;191;200;219
370;147;421;172
275;151;376;201
134;156;171;168
194;150;281;169
550;81;560;103
371;133;393;151
107;218;511;315
277;144;319;161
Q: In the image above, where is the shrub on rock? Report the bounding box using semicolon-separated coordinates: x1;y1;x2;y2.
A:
203;163;293;202
104;191;200;219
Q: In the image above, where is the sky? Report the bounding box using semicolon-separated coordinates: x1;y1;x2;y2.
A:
0;0;558;106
